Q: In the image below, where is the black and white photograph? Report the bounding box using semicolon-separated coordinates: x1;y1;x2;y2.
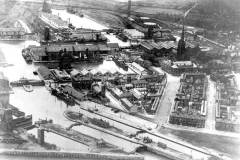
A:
0;0;239;159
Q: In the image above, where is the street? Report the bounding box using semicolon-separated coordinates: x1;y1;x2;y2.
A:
152;67;180;126
205;77;216;130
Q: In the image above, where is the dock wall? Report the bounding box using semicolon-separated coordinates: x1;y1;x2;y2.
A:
146;146;191;160
0;150;144;160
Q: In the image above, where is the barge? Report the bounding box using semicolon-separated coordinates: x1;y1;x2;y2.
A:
10;78;45;87
112;57;128;71
12;115;33;130
50;86;75;106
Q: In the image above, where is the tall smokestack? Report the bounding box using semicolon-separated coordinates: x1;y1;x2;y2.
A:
128;0;131;17
44;27;50;41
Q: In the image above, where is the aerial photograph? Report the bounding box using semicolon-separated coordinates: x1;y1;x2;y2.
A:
0;0;239;159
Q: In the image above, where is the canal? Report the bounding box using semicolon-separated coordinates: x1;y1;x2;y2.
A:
0;9;174;160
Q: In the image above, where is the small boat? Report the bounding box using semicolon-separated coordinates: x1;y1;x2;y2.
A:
33;71;38;75
10;78;45;87
23;85;33;92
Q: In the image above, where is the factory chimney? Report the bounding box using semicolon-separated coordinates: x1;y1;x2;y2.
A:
128;0;131;17
44;27;51;42
42;0;51;13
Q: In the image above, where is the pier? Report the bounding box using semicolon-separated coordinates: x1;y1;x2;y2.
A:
0;150;144;160
35;123;98;147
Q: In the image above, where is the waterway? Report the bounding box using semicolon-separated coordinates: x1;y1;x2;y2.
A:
51;9;130;48
0;10;170;160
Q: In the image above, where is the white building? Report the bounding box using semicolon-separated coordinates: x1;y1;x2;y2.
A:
128;62;148;75
123;29;144;40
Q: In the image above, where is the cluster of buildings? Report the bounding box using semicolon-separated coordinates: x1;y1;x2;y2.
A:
25;4;120;69
169;73;207;128
215;75;240;132
37;58;167;114
105;69;167;114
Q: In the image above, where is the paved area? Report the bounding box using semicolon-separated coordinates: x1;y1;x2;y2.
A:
205;77;216;130
152;67;180;126
164;124;240;139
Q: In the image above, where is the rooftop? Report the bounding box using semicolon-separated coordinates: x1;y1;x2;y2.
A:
123;29;144;37
29;43;111;56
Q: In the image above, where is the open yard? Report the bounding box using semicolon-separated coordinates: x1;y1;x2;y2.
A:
160;128;240;160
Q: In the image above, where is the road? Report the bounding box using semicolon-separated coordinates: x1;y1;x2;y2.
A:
152;67;180;126
205;77;216;130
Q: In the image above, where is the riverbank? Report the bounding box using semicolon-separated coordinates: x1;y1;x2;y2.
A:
0;150;144;160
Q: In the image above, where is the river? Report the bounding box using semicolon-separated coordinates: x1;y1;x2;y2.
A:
0;9;171;160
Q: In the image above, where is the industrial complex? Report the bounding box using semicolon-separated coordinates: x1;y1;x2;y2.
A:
0;0;239;160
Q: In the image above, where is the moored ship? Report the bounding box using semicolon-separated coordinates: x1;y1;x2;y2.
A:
90;118;111;129
112;57;128;71
50;86;75;106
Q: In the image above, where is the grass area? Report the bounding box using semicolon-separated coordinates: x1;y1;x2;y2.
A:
160;128;240;160
83;10;125;29
135;7;183;15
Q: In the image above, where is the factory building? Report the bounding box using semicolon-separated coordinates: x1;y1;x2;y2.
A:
123;29;144;41
161;60;200;76
27;43;112;63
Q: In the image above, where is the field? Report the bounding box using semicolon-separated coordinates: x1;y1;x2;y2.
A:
135;7;183;15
